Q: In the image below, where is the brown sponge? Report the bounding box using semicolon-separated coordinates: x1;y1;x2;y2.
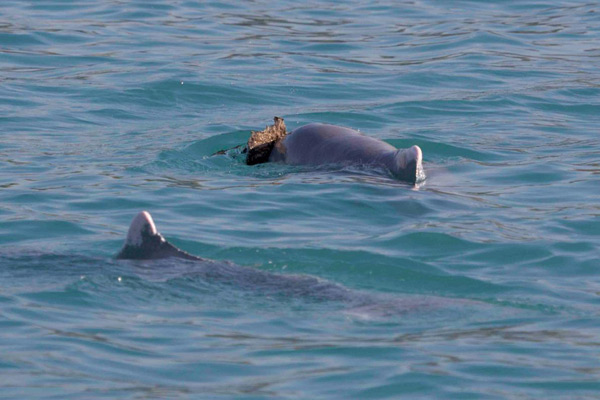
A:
246;117;287;165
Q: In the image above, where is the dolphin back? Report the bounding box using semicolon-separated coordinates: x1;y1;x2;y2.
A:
274;123;424;183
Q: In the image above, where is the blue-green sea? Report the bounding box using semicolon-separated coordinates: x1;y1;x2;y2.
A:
1;1;599;398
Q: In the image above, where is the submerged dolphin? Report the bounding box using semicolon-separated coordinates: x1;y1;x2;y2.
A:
116;211;367;303
116;211;481;317
245;120;425;183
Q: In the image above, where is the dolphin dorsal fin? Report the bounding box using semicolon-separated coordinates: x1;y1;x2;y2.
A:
117;211;166;259
392;145;424;184
125;211;162;247
117;211;201;261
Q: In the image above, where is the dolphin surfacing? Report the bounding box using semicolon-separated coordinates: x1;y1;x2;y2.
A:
246;119;425;183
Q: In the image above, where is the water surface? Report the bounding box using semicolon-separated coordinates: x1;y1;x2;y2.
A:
1;0;599;398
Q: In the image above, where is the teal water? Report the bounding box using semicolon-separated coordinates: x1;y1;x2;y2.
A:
1;0;599;398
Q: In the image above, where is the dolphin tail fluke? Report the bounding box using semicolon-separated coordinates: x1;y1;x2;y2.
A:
392;145;425;184
117;211;201;260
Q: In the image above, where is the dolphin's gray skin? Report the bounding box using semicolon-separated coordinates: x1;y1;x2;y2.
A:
268;123;425;183
117;211;200;261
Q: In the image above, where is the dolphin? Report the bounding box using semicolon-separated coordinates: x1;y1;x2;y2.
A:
116;211;484;317
245;120;425;183
116;211;360;302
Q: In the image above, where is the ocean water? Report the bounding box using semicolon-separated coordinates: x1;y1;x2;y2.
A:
1;0;599;398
